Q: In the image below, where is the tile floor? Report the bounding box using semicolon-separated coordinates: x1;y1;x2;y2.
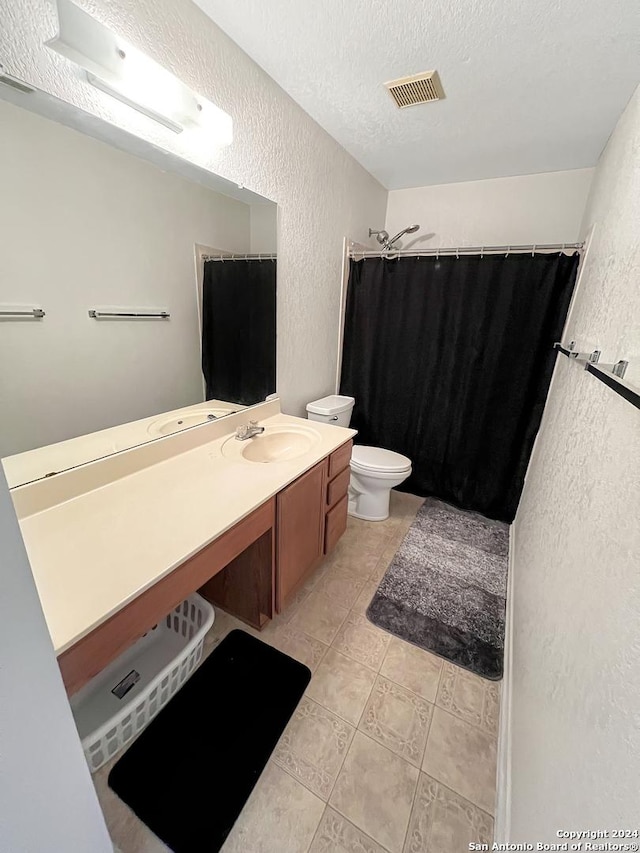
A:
94;491;500;853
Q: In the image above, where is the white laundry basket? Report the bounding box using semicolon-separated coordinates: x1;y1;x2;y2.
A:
71;593;215;772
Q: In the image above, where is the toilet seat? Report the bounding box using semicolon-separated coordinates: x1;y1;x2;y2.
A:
350;445;412;474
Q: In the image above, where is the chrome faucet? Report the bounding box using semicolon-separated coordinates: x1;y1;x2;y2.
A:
235;420;265;441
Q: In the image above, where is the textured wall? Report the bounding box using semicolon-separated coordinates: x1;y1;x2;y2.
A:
2;0;386;417
385;169;593;249
509;87;640;835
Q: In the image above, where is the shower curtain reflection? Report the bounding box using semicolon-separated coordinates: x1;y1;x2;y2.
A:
201;258;276;405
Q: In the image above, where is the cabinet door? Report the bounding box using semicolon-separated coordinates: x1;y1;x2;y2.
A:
325;494;348;554
276;459;326;611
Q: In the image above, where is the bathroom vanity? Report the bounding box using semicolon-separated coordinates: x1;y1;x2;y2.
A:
7;400;354;695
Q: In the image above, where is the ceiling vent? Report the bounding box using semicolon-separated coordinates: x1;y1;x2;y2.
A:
384;70;445;108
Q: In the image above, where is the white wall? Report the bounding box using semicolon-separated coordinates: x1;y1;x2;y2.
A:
506;87;640;836
385;169;594;248
1;0;387;417
0;468;113;852
0;98;253;457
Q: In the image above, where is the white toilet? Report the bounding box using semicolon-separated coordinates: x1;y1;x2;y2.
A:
306;395;412;521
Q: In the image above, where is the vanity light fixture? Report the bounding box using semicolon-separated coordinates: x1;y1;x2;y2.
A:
85;72;184;134
46;0;232;144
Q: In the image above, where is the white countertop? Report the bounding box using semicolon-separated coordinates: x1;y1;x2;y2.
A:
12;402;355;655
2;399;245;489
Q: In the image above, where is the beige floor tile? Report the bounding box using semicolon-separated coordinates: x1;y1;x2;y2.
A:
359;676;433;767
315;567;366;609
330;548;385;579
290;591;349;645
380;637;443;704
330;731;419;853
389;491;424;518
346;515;373;534
388;522;411;545
278;559;336;622
350;512;403;537
333;613;391;671
422;707;497;815
436;662;501;735
351;580;378;616
368;554;392;583
203;608;285;655
221;762;325;853
369;532;409;581
336;525;391;557
403;774;494;853
309;806;388;853
278;584;314;622
273;697;355;800
94;761;170;853
270;623;328;673
306;648;376;725
202;609;244;657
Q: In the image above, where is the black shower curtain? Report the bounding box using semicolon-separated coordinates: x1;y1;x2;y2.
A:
202;259;276;405
340;252;579;522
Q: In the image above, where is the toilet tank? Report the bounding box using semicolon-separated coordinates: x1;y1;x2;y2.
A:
306;395;355;427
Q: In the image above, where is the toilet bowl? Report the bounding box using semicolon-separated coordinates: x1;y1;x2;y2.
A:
305;395;412;522
348;445;412;521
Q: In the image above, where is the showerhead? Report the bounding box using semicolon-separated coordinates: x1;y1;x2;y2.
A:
369;227;390;246
385;224;420;250
368;224;420;250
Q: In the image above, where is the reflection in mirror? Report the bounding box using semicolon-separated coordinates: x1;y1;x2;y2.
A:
202;255;277;405
0;89;277;488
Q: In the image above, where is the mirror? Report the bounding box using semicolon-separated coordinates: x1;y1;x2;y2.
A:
0;86;277;488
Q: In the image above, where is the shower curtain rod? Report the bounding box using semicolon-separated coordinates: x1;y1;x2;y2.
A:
203;253;277;261
349;242;583;259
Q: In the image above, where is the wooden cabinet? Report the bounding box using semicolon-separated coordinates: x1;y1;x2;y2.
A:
199;530;273;630
276;459;326;610
325;494;348;553
58;439;354;694
326;466;350;508
324;441;352;555
328;441;352;479
59;499;275;695
275;440;353;611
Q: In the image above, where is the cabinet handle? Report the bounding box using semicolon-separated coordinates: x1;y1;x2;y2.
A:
331;416;339;421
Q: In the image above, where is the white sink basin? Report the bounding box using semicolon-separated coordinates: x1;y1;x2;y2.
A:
148;408;236;437
221;425;321;463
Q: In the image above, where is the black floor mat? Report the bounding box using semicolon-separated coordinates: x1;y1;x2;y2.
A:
108;629;311;852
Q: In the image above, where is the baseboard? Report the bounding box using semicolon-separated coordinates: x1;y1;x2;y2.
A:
494;522;515;841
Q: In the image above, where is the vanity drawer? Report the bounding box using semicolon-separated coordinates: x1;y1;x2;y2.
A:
327;466;350;508
328;440;353;479
325;494;348;554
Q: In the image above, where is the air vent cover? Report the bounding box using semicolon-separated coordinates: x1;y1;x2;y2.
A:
385;71;445;108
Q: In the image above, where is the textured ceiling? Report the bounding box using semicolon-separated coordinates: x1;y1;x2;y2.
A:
194;0;639;189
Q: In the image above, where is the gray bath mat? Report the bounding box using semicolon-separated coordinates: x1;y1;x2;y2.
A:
367;498;509;680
